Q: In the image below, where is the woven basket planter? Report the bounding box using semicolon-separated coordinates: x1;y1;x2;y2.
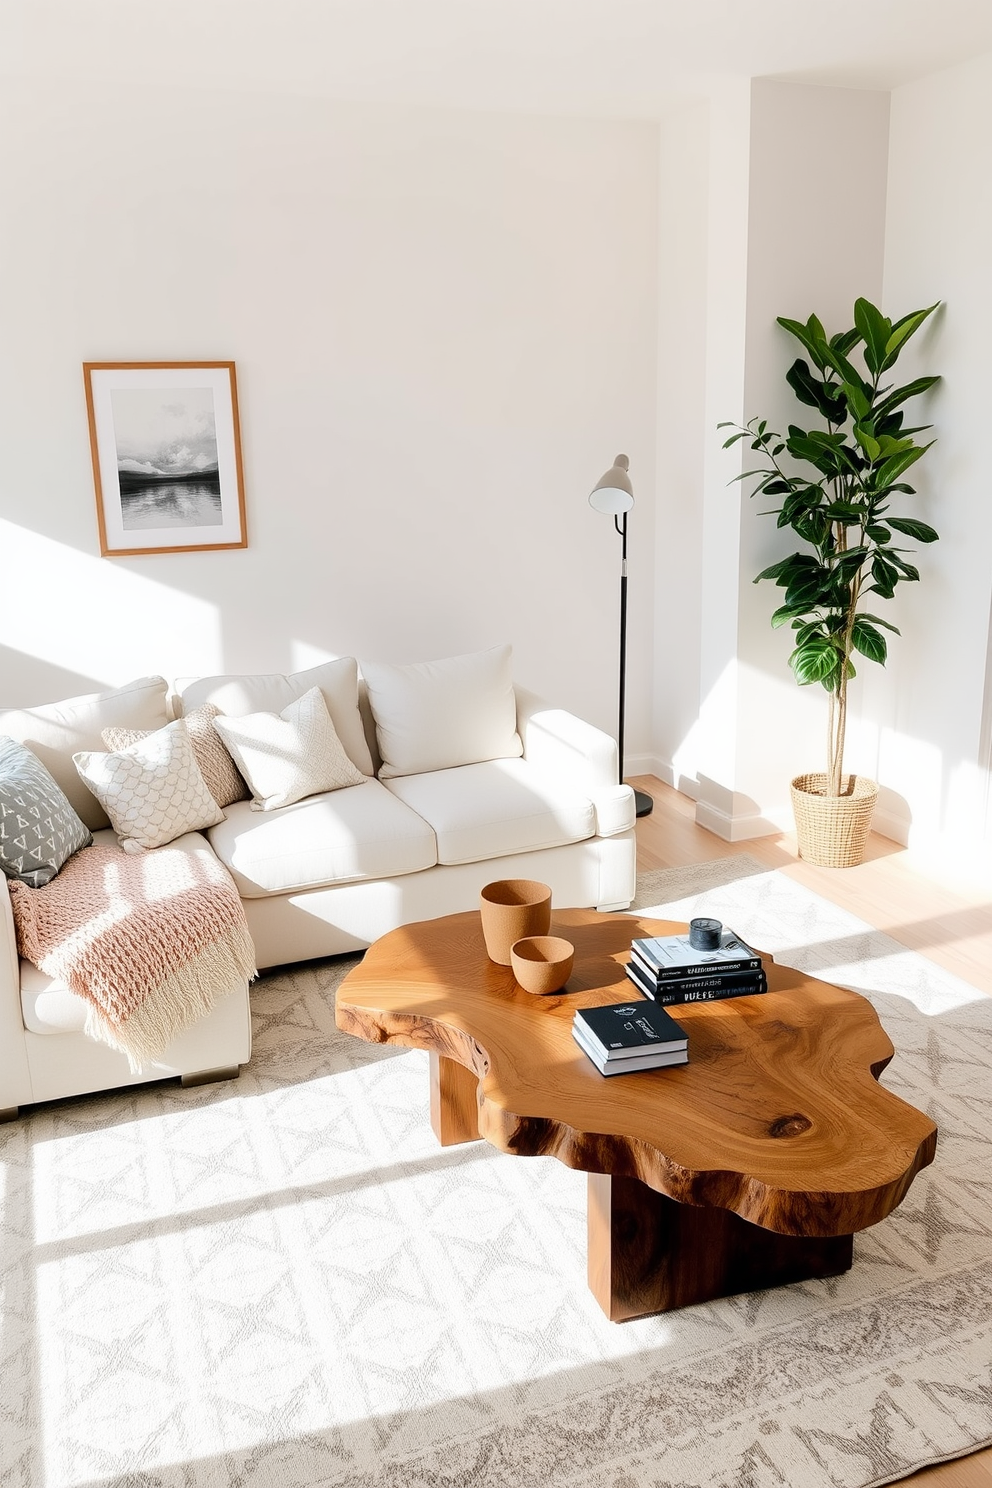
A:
790;772;879;868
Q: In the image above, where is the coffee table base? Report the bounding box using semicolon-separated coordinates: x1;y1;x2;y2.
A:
588;1173;854;1321
427;1053;853;1320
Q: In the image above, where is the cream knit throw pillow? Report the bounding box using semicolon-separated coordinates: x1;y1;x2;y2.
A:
74;720;225;853
212;686;367;811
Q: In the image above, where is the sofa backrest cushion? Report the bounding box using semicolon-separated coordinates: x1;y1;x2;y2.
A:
0;736;94;886
0;676;171;831
180;658;375;778
362;644;523;780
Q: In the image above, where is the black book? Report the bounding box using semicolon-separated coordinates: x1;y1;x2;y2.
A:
627;954;767;998
572;1023;688;1076
631;929;761;980
625;961;767;1004
629;945;767;989
573;1000;687;1056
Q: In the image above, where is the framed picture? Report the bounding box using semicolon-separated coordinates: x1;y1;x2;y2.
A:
83;361;248;556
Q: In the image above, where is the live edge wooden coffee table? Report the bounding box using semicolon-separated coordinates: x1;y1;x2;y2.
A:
335;908;937;1321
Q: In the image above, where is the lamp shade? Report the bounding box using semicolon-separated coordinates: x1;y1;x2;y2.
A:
589;453;634;514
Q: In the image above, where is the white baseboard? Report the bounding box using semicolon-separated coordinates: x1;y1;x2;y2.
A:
693;798;786;842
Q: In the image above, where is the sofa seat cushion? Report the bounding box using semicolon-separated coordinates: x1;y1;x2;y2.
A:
206;779;437;898
383;758;596;867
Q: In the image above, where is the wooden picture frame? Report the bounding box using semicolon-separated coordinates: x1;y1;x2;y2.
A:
83;361;248;556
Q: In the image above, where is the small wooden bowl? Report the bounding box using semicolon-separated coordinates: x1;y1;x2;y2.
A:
510;936;574;995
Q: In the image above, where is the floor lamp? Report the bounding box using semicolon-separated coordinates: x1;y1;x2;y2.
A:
589;454;654;818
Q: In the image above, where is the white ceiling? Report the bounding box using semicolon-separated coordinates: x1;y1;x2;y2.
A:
6;0;992;116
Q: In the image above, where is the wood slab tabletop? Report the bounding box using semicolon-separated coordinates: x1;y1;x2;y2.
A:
336;908;937;1238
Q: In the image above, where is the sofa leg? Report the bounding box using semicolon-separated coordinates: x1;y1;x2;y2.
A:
597;901;632;913
180;1065;241;1089
0;1106;19;1123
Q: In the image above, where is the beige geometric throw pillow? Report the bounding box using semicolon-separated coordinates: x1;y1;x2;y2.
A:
74;719;225;853
212;686;367;811
103;703;249;809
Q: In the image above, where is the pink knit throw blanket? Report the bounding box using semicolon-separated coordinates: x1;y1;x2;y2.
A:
9;841;256;1071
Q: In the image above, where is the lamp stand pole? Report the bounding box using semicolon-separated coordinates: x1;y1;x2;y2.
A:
616;510;653;819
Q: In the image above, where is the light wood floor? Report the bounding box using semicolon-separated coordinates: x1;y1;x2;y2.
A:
631;776;992;1488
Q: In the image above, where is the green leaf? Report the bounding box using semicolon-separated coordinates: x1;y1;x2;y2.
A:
888;554;921;581
789;638;841;686
777;314;830;371
831;328;862;357
873;375;941;423
843;382;871;421
887;516;939;543
851;618;888;665
819;341;871;399
854;298;892;378
882;302;940;368
786;359;848;423
858;612;901;634
871;555;899;598
865;524;891;542
771;604;812;628
873;442;933;489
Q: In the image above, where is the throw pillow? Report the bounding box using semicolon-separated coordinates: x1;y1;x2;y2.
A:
212;686;367;811
180;657;375;777
361;644;523;780
0;676;171;832
73;720;225;854
102;703;249;809
0;737;93;887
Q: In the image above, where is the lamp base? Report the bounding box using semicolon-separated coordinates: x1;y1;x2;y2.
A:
632;787;654;819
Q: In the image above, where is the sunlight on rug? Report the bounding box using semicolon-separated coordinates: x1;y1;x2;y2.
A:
1;855;990;1488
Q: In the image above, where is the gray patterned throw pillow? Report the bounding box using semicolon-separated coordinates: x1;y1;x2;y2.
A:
0;736;94;887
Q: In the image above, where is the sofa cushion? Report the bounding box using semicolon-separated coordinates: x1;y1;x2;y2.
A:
0;737;93;887
103;703;249;809
383;758;595;866
362;644;523;780
0;676;170;830
206;779;437;897
74;720;225;853
181;658;375;778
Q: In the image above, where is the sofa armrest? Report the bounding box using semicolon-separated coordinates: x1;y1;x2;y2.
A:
515;687;635;837
0;880;33;1111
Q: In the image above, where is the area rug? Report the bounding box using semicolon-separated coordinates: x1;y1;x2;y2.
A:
2;856;991;1488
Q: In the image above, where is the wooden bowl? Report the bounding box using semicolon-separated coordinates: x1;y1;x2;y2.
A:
479;879;552;964
510;936;574;995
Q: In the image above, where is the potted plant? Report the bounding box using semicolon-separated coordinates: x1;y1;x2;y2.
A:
720;298;941;866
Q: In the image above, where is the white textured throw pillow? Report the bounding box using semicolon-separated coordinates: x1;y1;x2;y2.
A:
180;658;375;777
362;644;523;780
73;719;225;854
212;686;367;811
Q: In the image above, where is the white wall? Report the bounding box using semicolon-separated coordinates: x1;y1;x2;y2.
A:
0;79;659;748
880;52;992;848
676;79;890;839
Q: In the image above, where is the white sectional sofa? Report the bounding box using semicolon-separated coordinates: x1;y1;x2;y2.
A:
0;648;636;1116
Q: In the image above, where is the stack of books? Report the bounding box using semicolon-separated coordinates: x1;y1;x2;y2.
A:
572;1001;689;1076
626;928;767;1005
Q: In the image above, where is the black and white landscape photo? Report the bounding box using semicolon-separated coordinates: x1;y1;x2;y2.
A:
110;386;223;530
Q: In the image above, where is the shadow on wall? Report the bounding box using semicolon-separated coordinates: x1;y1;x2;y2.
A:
0;647;108;709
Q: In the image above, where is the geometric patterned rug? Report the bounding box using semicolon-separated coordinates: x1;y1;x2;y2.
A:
1;855;991;1488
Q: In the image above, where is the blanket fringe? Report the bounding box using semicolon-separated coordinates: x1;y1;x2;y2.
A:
83;927;257;1073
